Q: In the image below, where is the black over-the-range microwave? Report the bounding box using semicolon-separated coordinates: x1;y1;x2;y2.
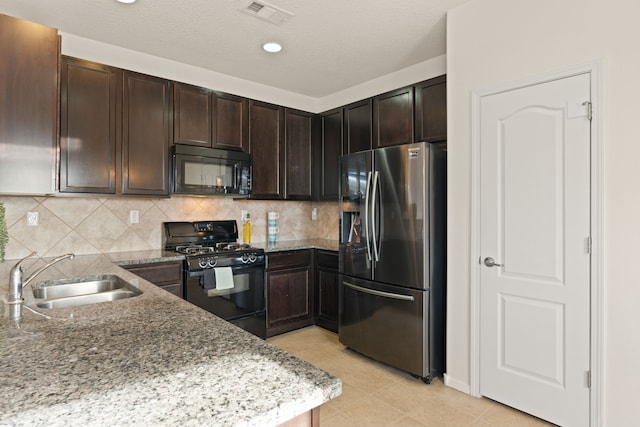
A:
170;145;251;196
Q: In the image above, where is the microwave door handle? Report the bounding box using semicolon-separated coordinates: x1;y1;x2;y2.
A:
234;163;239;190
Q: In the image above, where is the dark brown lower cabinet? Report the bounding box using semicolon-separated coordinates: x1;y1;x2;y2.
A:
266;249;339;337
314;250;339;333
124;261;183;298
278;407;319;427
266;250;314;337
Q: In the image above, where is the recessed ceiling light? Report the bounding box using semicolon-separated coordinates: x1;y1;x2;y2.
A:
117;0;136;4
262;42;282;53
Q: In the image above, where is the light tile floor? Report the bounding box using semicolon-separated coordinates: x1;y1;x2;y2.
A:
268;326;556;427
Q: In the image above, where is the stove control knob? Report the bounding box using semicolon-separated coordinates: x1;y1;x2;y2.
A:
241;253;249;263
207;257;218;268
198;258;208;269
248;253;257;263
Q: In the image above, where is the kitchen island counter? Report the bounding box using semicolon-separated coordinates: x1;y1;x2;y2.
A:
0;252;341;426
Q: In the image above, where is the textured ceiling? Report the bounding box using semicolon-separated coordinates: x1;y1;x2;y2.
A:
0;0;469;98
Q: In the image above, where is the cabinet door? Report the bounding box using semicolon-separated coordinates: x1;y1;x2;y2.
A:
173;82;211;147
122;71;171;195
60;57;119;193
373;86;414;148
125;261;183;298
284;109;313;200
319;108;342;200
0;15;58;195
415;75;447;143
212;92;249;152
267;267;312;328
249;100;284;199
344;99;371;153
315;250;339;332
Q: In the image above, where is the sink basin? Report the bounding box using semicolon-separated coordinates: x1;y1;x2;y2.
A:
31;275;141;309
32;275;133;299
36;289;139;309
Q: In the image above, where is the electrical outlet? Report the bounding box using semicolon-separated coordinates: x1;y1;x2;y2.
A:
311;207;318;221
241;210;248;222
129;210;139;224
27;211;39;226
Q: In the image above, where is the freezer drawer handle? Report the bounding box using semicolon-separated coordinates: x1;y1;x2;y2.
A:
344;282;415;301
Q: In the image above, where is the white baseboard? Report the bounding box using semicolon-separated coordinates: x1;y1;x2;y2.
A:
444;373;471;395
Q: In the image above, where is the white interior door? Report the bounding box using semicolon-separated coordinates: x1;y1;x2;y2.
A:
479;73;591;426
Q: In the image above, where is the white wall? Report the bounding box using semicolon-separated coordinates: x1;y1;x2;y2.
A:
61;33;445;114
447;0;640;424
317;55;446;112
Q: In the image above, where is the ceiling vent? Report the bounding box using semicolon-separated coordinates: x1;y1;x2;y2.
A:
241;0;293;25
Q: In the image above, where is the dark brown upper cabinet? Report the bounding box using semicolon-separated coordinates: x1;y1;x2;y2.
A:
212;92;249;152
319;108;343;200
173;82;212;147
344;99;372;154
284;109;314;200
60;57;120;194
249;100;284;199
121;71;171;196
0;14;59;195
173;84;249;153
415;75;447;143
373;86;414;148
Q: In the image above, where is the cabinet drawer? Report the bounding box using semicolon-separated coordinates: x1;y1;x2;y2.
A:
267;250;311;270
126;261;183;286
159;283;183;298
316;250;338;269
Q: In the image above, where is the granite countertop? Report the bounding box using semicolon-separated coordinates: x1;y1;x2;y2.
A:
254;239;339;253
0;251;341;426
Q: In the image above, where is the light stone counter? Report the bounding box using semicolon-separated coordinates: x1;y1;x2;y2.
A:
0;251;341;426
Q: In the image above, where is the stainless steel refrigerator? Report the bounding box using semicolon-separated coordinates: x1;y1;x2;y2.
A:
338;141;446;383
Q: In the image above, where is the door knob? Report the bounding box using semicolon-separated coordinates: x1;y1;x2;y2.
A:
483;257;503;267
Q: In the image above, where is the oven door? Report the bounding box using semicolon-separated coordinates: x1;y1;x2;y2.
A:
185;263;266;338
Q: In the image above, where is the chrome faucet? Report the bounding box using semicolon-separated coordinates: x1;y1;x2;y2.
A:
7;251;75;322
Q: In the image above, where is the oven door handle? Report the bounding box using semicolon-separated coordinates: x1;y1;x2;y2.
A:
187;264;266;277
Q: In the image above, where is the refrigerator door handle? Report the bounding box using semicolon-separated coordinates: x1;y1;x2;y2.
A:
364;171;373;262
371;170;380;262
343;282;415;301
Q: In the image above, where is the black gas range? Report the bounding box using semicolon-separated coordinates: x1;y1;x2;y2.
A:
163;220;266;339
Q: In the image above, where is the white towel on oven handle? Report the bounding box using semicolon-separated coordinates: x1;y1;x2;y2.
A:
214;267;234;290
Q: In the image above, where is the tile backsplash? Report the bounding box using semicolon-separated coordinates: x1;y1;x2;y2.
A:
0;196;339;260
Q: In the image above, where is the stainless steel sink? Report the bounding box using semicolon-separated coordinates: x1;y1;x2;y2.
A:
31;275;142;309
36;289;140;309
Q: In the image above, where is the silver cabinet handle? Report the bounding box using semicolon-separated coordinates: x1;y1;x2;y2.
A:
483;257;503;267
